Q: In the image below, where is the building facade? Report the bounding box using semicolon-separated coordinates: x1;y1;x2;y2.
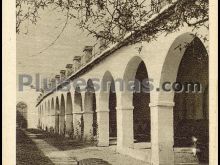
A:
35;2;209;165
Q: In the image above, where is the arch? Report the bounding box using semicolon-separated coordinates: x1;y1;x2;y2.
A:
16;101;28;129
74;86;83;112
108;81;117;139
66;92;73;135
48;100;50;115
99;71;117;145
51;98;55;110
43;103;45;129
84;79;97;138
40;103;44;129
100;71;116;109
159;33;209;163
50;98;55;132
158;33;208;101
41;103;45;130
84;79;96;113
133;61;151;142
47;100;50;131
37;106;40;128
39;105;42;128
60;94;66;135
55;96;60;133
122;56;151;145
122;56;147;107
44;101;47;130
73;86;84;138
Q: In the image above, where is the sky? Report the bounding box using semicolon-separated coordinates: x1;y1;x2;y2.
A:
16;7;96;80
16;7;98;102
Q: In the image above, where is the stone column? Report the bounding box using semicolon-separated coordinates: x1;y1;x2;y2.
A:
42;108;45;130
50;112;55;133
73;89;84;139
48;108;52;132
83;91;96;140
96;109;109;146
83;111;94;140
44;113;46;130
59;114;65;135
73;111;83;139
116;105;134;149
65;113;73;135
46;111;49;131
66;92;75;136
95;91;110;147
38;108;40;128
46;108;49;131
55;109;60;133
45;106;49;131
39;108;42;128
149;101;175;165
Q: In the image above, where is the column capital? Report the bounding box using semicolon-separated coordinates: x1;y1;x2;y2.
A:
149;101;175;107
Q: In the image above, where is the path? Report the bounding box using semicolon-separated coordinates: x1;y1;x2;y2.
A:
24;129;149;165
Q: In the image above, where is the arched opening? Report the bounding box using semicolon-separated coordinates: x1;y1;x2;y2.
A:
159;33;209;163
74;86;84;138
84;79;97;138
44;102;47;130
109;82;117;141
100;71;117;145
133;61;151;143
42;103;45;130
60;94;66;135
39;105;42;129
42;104;45;129
41;105;43;129
122;56;150;147
55;97;60;133
66;92;73;136
38;107;40;128
92;94;97;137
173;37;208;162
16;102;28;129
51;98;55;132
47;100;50;131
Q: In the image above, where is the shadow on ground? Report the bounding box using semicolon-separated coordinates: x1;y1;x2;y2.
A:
26;129;95;151
16;128;54;165
25;129;112;164
78;158;112;165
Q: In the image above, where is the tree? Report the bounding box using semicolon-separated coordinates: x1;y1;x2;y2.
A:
16;0;209;47
16;102;28;128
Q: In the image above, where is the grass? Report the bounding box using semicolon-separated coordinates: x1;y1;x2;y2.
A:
26;128;96;151
16;128;54;165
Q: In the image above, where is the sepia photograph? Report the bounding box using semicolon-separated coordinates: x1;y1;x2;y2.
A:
3;0;218;165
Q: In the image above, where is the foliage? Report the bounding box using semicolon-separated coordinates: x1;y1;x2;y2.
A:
16;0;209;44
